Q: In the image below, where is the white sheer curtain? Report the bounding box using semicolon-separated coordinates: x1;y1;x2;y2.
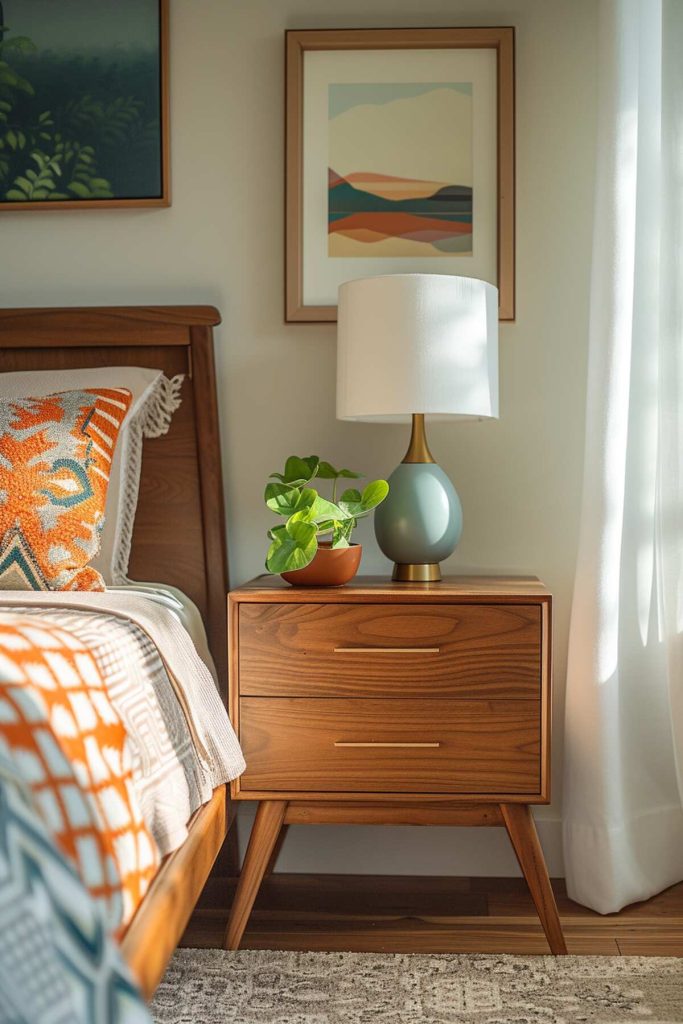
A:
563;0;683;914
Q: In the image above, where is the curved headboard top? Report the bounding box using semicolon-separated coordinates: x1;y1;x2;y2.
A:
0;305;228;693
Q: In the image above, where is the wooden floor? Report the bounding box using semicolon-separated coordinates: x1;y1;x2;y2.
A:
182;873;683;957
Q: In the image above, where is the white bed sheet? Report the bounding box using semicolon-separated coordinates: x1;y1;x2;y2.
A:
0;589;244;789
107;582;217;682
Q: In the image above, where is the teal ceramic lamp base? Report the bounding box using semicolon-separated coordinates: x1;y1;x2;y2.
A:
373;415;463;583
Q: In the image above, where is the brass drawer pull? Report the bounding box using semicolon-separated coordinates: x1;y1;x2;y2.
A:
334;741;441;748
333;647;440;654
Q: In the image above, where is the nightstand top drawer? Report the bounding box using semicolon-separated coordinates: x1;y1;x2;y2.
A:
237;601;544;699
238;697;541;797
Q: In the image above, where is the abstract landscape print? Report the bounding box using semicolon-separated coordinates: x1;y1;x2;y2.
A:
328;82;473;258
0;0;166;207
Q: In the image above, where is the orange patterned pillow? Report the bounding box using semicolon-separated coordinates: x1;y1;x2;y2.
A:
0;388;132;591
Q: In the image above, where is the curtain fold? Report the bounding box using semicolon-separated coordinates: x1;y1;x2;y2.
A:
563;0;683;914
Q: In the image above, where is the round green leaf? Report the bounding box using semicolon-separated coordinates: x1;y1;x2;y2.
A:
266;516;318;573
265;482;301;516
269;455;320;487
361;479;389;510
308;494;346;522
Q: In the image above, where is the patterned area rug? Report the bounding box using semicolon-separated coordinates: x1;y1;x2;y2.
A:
152;949;683;1023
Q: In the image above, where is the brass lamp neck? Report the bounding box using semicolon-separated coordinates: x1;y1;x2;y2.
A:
402;414;435;464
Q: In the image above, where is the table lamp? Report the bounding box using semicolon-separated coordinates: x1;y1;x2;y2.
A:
337;274;499;582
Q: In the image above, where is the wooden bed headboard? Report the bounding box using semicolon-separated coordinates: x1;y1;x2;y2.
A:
0;305;228;693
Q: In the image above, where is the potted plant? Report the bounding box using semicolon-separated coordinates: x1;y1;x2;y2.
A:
264;455;389;586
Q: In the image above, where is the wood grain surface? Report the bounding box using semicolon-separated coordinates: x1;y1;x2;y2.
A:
235;574;550;600
283;801;504;827
500;803;567;954
238;698;541;795
186;874;683;957
224;801;288;951
239;602;541;698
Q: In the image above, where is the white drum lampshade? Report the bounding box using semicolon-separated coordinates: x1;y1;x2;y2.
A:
336;274;499;581
337;274;499;423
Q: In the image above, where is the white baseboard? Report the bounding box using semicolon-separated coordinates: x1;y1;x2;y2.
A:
234;803;565;877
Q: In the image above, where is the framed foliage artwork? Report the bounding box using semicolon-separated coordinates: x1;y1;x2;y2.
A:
0;0;169;209
285;28;515;321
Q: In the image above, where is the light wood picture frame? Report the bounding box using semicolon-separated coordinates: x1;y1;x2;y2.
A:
0;0;170;210
285;28;515;322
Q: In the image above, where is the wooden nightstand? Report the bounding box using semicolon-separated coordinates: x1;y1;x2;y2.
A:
224;575;567;954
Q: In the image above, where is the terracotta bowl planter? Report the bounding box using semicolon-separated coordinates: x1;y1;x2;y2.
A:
281;542;362;587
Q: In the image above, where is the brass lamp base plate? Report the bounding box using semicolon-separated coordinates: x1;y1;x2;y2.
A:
392;563;442;583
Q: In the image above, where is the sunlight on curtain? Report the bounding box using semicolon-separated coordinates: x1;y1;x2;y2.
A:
563;0;683;914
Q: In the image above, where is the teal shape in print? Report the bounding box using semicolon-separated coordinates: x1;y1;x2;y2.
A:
39;460;93;507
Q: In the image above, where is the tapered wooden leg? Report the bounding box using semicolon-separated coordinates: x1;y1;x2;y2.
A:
214;799;240;876
224;801;287;950
500;803;568;955
264;823;289;877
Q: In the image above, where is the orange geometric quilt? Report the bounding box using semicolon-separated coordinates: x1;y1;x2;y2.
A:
0;388;132;591
0;615;160;932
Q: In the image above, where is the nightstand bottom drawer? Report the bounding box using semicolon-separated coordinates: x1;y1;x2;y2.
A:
239;698;541;795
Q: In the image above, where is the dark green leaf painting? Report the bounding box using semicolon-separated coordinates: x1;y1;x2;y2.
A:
0;0;167;207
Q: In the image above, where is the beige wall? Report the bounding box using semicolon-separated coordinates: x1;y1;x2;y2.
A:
0;0;597;875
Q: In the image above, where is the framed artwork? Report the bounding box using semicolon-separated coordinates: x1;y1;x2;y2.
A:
285;28;514;322
0;0;169;210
